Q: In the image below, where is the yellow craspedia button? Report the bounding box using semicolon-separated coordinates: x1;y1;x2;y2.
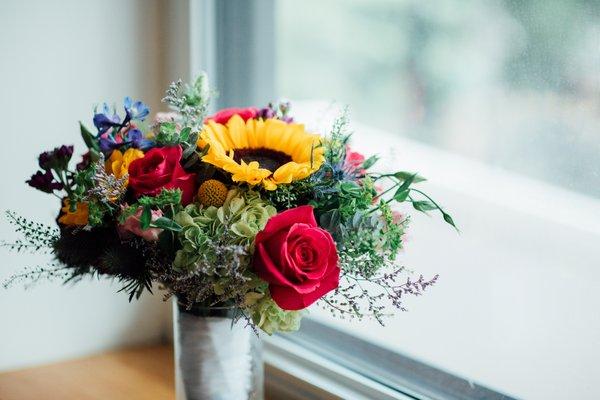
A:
197;179;228;207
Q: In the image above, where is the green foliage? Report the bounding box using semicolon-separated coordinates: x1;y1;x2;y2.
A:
162;73;211;130
371;171;457;231
155;124;198;152
75;159;127;226
312;177;377;225
248;295;303;335
324;108;352;165
335;207;407;279
1;211;59;253
173;189;276;272
120;188;183;232
80;122;100;152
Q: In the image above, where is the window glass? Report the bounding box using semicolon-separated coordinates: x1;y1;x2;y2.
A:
276;0;600;198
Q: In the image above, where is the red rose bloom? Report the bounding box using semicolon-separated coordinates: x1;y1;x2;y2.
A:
205;107;258;125
127;145;196;205
253;205;340;311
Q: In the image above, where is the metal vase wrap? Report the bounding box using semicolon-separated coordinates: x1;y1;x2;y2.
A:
173;300;264;400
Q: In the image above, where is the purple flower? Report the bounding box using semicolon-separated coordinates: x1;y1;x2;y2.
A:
257;101;293;123
258;106;276;119
93;104;121;134
98;127;154;154
127;129;153;150
98;131;121;153
26;170;63;193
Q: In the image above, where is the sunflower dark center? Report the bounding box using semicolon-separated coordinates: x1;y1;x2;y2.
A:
233;147;292;172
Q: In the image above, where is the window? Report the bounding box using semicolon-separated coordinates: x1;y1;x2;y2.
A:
194;1;600;399
276;0;600;199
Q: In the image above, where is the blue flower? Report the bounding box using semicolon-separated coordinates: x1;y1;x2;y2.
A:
127;129;154;150
93;103;121;134
124;97;149;122
98;128;154;154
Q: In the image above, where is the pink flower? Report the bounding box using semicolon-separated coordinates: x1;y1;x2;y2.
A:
391;210;409;249
205;107;259;125
344;146;366;177
118;207;164;241
392;210;404;224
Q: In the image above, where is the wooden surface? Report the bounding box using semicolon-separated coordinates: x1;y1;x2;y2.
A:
0;345;175;400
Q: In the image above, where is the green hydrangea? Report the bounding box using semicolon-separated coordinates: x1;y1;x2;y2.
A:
173;188;276;271
247;294;303;335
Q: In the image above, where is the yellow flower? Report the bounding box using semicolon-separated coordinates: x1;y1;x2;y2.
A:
197;179;229;207
105;148;145;182
199;115;324;190
58;200;89;226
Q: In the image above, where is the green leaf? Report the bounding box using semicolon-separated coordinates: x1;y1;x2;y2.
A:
393;171;426;184
89;148;101;163
179;127;191;142
339;181;361;196
156;122;178;144
150;217;183;232
412;200;437;212
393;190;409;202
182;132;200;160
442;212;458;230
80;122;99;151
140;207;152;230
362;155;378;170
395;173;417;195
183;152;199;168
320;209;340;231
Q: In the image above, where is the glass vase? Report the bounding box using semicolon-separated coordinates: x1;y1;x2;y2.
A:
172;299;264;400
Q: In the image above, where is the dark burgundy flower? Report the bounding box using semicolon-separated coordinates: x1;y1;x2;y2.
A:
38;151;53;170
76;152;92;171
37;145;74;171
26;170;63;193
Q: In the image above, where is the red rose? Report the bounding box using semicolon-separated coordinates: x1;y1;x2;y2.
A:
128;145;196;205
205;107;258;125
253;205;340;311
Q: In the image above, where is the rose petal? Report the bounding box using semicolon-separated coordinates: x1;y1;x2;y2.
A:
257;205;316;238
270;263;340;311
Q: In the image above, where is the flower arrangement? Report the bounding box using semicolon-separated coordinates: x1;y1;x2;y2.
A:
3;74;455;335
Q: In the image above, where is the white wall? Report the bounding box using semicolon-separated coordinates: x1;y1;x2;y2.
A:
0;0;173;371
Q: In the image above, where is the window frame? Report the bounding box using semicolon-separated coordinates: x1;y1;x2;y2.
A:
264;319;515;400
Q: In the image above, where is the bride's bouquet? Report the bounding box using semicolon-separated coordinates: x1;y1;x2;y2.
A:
4;74;455;335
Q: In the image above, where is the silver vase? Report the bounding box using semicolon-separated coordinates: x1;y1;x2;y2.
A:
173;300;264;400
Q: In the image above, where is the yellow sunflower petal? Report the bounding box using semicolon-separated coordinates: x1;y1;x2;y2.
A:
201;117;325;189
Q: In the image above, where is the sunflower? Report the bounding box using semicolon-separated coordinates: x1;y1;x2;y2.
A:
199;115;324;190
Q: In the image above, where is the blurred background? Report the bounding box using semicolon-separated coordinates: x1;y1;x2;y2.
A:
0;1;598;399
